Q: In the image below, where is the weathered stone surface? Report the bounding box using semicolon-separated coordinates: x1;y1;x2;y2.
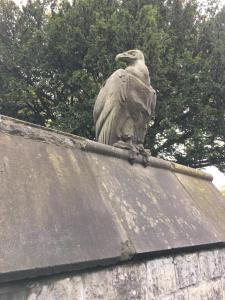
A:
0;115;225;283
0;282;30;300
27;277;84;300
83;263;147;300
175;173;225;239
147;257;176;298
187;280;223;300
0;133;124;282
88;154;224;255
84;269;115;299
0;248;225;299
173;290;189;300
111;263;147;300
174;253;200;289
199;249;222;280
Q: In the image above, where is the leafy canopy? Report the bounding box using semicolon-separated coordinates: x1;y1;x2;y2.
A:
0;0;224;170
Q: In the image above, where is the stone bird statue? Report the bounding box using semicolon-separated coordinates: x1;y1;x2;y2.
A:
93;49;156;161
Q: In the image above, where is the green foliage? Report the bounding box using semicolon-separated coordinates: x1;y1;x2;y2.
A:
0;0;224;170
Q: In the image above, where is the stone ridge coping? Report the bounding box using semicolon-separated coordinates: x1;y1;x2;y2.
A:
0;114;213;182
0;243;225;284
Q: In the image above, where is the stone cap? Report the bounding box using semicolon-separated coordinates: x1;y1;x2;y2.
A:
0;115;224;283
0;115;213;181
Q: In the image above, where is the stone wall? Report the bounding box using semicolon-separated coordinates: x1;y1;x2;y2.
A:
1;247;224;300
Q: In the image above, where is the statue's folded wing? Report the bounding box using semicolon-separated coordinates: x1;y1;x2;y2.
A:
93;69;128;145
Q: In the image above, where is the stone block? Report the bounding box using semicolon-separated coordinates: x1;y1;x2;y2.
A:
199;249;222;280
187;280;223;300
173;290;189;300
112;263;147;300
147;257;176;298
27;277;84;300
174;253;200;288
222;278;225;299
84;269;115;300
218;249;225;276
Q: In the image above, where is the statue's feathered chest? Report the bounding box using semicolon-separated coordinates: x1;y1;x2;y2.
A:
93;68;156;145
125;71;156;116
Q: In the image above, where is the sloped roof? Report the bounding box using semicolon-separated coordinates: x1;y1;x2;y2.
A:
0;115;225;283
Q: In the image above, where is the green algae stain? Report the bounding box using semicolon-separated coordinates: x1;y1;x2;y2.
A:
67;149;81;176
47;147;68;186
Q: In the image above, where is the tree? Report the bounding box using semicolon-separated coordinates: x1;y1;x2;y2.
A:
0;0;224;171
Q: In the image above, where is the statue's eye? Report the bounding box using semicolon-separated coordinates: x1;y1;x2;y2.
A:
128;51;135;56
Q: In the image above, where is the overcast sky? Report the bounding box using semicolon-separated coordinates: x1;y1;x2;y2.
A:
205;166;225;190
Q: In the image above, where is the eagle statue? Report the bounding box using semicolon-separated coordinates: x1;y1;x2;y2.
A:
93;49;156;161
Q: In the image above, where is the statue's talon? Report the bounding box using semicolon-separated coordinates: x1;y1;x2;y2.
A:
135;144;151;167
113;140;133;150
113;140;139;164
142;154;151;167
128;148;138;165
135;144;151;155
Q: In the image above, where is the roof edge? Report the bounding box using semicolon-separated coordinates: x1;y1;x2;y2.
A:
0;114;213;181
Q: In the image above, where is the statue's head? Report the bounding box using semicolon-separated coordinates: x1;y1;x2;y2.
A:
115;49;145;64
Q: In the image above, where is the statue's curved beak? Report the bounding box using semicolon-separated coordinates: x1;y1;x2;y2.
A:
115;52;131;62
